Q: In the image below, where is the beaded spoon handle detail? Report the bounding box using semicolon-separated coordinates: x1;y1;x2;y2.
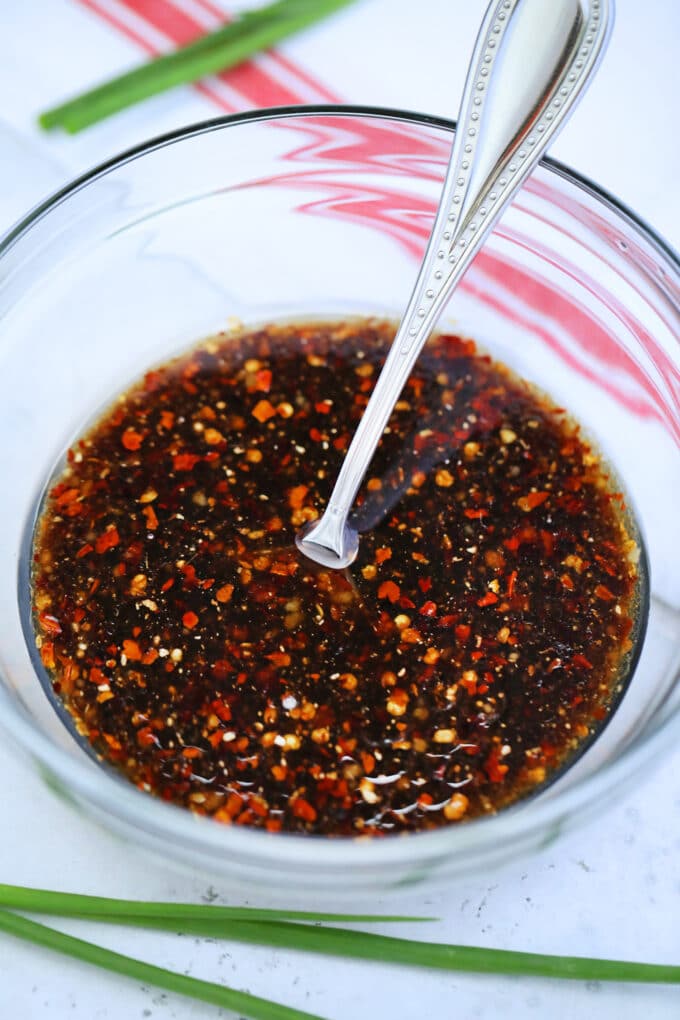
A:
297;0;613;569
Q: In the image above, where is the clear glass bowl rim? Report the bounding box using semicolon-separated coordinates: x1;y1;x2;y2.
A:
0;103;678;870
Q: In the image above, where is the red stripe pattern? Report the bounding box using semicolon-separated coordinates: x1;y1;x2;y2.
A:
78;0;340;112
76;0;679;433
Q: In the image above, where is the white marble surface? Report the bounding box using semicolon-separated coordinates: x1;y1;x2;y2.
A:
0;1;678;1018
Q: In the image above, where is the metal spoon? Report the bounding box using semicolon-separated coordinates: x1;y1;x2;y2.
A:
297;0;612;569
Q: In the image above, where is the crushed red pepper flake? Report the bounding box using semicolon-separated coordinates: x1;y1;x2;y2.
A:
121;428;144;451
31;319;642;836
122;639;142;661
485;747;510;783
40;642;56;669
204;427;225;446
252;399;277;423
94;526;119;554
173;452;201;472
378;580;401;603
254;369;272;393
142;505;159;530
517;490;550;512
38;612;62;635
287;484;309;510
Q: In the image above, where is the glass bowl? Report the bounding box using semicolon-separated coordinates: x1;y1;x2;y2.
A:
0;106;678;900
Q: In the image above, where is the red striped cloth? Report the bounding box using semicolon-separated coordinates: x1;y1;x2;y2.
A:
2;0;677;435
76;0;341;112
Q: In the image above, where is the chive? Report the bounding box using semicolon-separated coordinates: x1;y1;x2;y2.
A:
0;909;326;1020
0;883;430;924
58;914;680;986
3;884;678;985
39;0;357;134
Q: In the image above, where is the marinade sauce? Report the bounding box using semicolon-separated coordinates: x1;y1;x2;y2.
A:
31;319;643;835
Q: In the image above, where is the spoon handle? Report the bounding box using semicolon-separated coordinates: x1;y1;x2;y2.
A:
299;0;612;567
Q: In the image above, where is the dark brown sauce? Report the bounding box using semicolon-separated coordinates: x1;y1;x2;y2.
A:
31;319;642;835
